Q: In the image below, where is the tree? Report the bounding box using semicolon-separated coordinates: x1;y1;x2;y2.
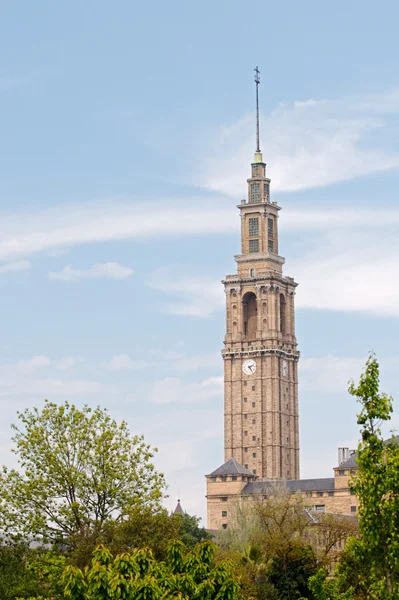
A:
101;506;181;561
348;353;399;598
0;401;166;551
306;512;359;570
60;540;241;600
0;542;44;599
267;541;317;600
173;512;212;548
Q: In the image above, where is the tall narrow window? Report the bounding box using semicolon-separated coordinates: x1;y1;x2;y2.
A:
252;165;260;177
268;239;273;253
250;183;261;203
249;239;259;253
280;294;286;333
248;217;259;237
268;217;274;237
243;292;257;338
264;183;270;198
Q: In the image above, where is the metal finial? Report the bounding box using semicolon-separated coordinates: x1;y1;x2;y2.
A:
254;66;261;153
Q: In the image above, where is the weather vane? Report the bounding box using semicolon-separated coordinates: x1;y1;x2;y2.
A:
254;66;261;153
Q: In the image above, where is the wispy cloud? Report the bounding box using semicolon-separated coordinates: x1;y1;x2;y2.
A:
0;260;31;275
48;262;133;283
197;89;399;196
106;354;149;371
147;375;223;404
0;200;236;262
149;267;225;318
0;355;100;399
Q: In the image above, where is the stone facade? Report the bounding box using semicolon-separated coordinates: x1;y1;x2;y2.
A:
223;151;299;480
206;458;359;531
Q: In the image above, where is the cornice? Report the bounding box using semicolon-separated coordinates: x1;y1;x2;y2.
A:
223;273;298;288
234;252;285;266
221;347;300;360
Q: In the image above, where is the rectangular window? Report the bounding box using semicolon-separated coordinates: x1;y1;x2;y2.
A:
244;381;247;387
244;397;247;402
245;464;248;469
252;435;256;441
268;239;274;253
317;492;323;497
222;523;227;529
264;183;270;198
252;452;256;458
252;418;256;424
220;476;227;482
253;469;257;474
248;217;259;237
338;470;345;476
232;476;237;481
252;402;255;407
315;505;325;512
249;268;255;277
328;491;334;497
244;414;248;420
222;511;227;517
244;430;248;436
350;490;356;496
210;477;216;483
249;239;259;253
252;165;260;177
250;183;261;203
268;217;274;237
306;492;312;497
252;385;256;391
351;506;357;513
244;448;248;453
221;497;228;502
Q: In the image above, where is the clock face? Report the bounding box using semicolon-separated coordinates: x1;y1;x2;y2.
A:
243;359;256;375
282;360;288;377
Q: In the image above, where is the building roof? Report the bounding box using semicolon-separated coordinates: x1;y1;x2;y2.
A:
173;500;185;515
336;435;399;469
243;477;335;495
207;458;254;477
336;453;357;469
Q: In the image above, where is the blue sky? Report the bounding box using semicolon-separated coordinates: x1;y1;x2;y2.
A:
1;1;399;522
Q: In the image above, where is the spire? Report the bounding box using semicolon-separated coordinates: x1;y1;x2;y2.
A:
254;66;260;152
253;66;263;164
173;499;185;516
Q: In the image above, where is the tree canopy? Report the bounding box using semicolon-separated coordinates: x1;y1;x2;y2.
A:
0;401;166;549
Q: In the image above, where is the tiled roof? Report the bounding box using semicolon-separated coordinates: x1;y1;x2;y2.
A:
243;477;335;495
207;458;254;477
336;435;399;469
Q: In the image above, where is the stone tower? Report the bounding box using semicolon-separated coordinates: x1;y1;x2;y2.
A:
222;69;300;480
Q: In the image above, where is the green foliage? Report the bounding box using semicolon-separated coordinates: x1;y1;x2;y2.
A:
101;506;181;561
61;540;240;600
0;401;166;550
0;543;43;600
267;542;317;600
348;353;399;598
173;512;212;548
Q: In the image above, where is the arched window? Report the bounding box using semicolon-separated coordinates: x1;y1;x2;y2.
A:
243;292;257;338
280;293;286;333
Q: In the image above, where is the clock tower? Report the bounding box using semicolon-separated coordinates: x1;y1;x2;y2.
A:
222;68;300;480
